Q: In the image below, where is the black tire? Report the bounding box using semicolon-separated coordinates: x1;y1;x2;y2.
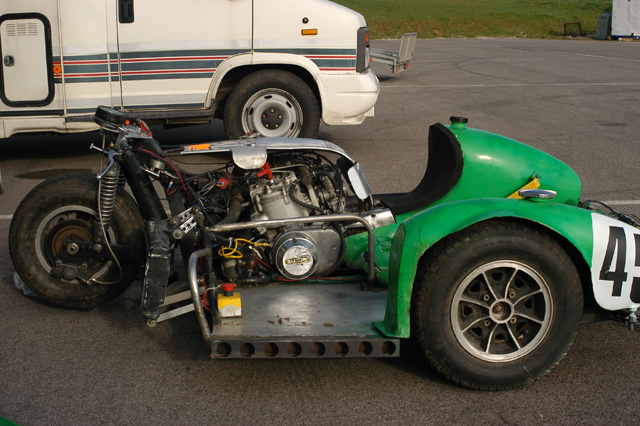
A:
223;69;320;139
411;221;583;390
9;172;145;309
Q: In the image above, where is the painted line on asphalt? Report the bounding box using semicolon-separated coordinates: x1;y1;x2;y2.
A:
382;82;640;89
567;52;640;64
601;200;640;206
1;215;13;220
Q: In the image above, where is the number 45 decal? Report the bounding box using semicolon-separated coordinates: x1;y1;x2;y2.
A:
592;213;640;310
599;227;640;301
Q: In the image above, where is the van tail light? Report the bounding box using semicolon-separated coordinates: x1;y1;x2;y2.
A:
356;27;370;72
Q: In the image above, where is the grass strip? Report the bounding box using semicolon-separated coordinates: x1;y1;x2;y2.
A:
333;0;612;39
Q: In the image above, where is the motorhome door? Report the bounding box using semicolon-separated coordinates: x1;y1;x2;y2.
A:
0;13;53;106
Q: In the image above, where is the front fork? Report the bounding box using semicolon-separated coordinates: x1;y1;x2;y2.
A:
93;141;168;224
88;143;170;292
95;142;208;321
105;146;172;320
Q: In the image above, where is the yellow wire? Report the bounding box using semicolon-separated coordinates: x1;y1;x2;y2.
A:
218;238;270;259
236;238;269;247
218;239;243;258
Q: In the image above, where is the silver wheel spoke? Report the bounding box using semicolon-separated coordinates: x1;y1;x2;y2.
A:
514;312;544;325
460;295;490;308
514;289;542;306
504;267;519;298
35;205;115;279
452;260;552;363
482;271;501;300
506;324;522;350
484;323;498;354
462;316;492;334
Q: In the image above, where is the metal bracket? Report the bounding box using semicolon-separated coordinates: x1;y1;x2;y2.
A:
169;208;197;239
627;307;637;331
154;286;206;324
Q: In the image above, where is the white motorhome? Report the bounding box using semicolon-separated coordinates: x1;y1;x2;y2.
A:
0;0;379;139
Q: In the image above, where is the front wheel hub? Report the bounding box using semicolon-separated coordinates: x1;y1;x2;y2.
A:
261;107;284;129
490;301;513;323
242;89;303;137
37;208;115;283
45;219;93;263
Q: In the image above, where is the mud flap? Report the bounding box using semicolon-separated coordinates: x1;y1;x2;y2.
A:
141;220;171;320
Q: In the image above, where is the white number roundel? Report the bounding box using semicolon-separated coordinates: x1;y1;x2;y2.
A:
591;213;640;311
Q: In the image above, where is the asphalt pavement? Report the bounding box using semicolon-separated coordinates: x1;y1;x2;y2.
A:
1;38;640;425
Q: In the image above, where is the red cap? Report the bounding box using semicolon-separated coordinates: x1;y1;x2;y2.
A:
216;177;231;189
257;162;273;180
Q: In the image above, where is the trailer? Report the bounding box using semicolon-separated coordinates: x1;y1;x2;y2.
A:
370;33;417;74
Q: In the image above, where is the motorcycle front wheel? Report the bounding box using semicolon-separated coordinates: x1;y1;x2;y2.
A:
9;172;145;309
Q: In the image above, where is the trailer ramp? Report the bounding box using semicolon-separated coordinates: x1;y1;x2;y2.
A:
371;32;417;74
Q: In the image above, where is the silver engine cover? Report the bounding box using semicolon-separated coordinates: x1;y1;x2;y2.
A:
272;227;341;280
250;171;309;222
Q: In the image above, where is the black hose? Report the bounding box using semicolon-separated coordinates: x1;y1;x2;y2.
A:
218;193;243;224
288;184;324;214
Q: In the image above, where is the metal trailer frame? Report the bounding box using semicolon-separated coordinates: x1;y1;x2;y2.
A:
370;33;417;74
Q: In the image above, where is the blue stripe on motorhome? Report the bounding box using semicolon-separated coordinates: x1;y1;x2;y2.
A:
119;60;222;72
56;47;354;86
311;59;357;68
255;48;356;55
121;73;214;81
118;49;247;59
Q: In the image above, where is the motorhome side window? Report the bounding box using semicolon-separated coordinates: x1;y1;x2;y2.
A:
118;0;134;23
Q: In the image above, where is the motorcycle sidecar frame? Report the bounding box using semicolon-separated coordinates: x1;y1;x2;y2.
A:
187;247;400;359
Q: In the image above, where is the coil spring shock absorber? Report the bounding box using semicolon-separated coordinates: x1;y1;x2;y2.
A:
81;161;125;286
97;162;121;235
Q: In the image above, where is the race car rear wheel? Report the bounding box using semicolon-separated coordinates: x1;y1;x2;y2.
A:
411;221;583;390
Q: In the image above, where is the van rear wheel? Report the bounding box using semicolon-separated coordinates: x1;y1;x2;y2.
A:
223;70;320;139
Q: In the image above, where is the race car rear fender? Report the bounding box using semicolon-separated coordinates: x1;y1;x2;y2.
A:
375;197;595;338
